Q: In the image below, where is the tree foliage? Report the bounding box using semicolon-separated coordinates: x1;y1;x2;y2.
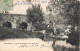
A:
47;0;79;25
27;4;44;26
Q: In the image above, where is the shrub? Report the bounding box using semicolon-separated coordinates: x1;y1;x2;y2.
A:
66;31;79;47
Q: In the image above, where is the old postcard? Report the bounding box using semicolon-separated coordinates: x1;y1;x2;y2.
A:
0;0;79;51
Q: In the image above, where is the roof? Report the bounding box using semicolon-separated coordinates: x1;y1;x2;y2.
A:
0;13;26;16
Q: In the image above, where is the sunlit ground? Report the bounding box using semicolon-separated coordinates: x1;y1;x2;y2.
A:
0;38;79;51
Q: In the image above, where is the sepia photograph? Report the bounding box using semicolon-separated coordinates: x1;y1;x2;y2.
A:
0;0;79;51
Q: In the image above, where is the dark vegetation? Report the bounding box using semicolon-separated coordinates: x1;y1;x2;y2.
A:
0;27;44;40
27;4;44;29
66;31;79;47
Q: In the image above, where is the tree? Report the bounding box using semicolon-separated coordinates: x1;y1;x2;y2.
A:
27;4;44;31
47;0;79;47
47;0;79;26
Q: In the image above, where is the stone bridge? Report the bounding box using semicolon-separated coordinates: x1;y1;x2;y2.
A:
0;13;31;31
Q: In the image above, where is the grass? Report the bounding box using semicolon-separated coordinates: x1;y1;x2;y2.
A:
0;27;44;40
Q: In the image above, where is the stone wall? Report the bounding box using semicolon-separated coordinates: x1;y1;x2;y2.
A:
0;13;31;31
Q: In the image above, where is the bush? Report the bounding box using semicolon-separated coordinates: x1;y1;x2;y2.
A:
66;31;79;47
0;27;44;40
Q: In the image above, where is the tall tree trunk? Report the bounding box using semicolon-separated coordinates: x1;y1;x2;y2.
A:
52;23;57;46
29;22;32;32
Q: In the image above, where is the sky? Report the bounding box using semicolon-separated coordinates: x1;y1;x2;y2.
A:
8;0;49;15
1;0;79;15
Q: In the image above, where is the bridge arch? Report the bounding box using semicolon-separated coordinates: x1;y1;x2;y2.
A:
19;22;28;30
3;22;12;28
